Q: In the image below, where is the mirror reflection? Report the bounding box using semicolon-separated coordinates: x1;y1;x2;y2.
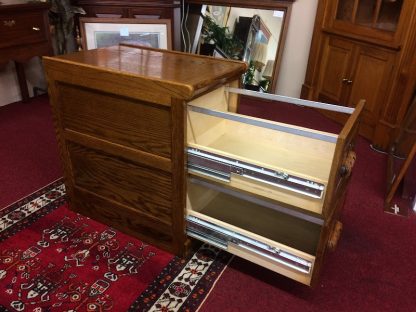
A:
185;4;287;93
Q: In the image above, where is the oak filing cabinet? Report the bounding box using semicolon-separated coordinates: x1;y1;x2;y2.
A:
44;45;364;286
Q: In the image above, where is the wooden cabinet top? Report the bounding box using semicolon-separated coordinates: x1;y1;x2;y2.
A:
44;45;247;100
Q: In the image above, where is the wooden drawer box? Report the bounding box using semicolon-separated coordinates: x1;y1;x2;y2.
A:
187;177;320;285
44;45;363;286
185;86;363;285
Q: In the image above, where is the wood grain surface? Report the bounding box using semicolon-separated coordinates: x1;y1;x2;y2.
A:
68;142;173;224
44;45;246;256
60;83;172;157
72;187;174;252
44;45;246;101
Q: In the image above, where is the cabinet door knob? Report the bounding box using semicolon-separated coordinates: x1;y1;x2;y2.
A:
32;27;40;31
3;20;16;27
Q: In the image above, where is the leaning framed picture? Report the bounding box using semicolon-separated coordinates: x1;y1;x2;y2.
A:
80;17;172;50
207;5;230;27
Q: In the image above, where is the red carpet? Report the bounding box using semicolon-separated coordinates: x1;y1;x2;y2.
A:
1;95;416;311
0;180;231;311
0;95;61;209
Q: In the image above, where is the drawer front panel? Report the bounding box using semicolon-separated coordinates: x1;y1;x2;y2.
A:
187;215;314;285
60;83;172;158
0;11;47;48
68;142;173;224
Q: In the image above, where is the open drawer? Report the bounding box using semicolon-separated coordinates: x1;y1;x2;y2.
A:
186;177;322;285
187;87;363;216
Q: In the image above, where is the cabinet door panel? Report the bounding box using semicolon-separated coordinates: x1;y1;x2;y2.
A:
329;0;408;45
316;37;354;105
348;45;395;130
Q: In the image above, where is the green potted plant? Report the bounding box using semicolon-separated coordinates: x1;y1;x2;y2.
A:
242;60;261;91
200;16;243;59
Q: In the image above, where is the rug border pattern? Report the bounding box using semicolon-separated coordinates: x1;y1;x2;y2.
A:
0;179;66;242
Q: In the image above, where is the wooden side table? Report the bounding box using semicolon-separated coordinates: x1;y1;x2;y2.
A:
0;0;53;101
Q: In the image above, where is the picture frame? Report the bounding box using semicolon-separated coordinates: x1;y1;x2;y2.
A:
207;5;231;27
79;17;172;50
213;46;227;58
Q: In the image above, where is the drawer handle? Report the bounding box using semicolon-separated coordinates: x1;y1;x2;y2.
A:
3;20;16;27
32;27;40;31
340;151;356;177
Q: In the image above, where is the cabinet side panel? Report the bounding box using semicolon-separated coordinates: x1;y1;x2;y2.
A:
44;64;180;255
72;187;174;252
171;98;189;256
44;74;76;208
68;142;173;225
59;83;172;158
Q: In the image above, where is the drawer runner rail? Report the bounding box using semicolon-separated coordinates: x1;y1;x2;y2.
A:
187;215;312;274
187;147;325;199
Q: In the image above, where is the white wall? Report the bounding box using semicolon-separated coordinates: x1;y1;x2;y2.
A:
0;62;19;105
0;58;47;106
275;0;319;97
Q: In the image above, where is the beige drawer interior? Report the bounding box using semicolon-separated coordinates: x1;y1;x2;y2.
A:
187;87;337;214
186;178;321;285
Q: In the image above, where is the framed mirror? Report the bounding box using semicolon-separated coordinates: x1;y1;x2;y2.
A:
183;0;293;93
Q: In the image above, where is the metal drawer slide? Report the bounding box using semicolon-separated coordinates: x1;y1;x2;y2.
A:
187;215;312;274
187;147;325;199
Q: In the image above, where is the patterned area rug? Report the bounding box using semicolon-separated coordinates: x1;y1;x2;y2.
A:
0;179;231;311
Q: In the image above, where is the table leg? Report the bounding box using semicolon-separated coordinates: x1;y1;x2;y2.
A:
14;61;29;101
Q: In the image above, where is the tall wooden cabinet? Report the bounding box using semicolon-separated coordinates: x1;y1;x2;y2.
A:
302;0;416;150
